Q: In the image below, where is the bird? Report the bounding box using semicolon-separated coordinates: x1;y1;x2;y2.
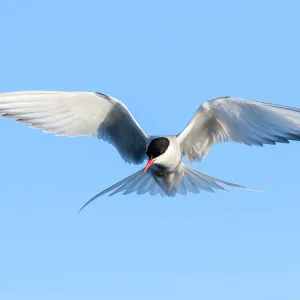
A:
1;91;300;212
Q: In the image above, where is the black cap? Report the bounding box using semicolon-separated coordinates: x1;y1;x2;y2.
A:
146;137;170;159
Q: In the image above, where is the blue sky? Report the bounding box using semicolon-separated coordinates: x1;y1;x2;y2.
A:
0;0;300;299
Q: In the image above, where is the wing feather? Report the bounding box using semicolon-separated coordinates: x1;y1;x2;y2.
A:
178;97;300;162
0;91;149;164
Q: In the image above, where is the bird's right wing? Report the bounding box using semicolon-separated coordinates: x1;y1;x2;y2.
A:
0;91;149;164
177;97;300;162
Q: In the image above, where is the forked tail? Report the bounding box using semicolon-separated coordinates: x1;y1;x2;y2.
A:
78;165;262;212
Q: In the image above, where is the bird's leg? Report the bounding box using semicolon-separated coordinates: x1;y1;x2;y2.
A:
156;172;166;178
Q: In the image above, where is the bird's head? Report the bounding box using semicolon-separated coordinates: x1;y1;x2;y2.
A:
144;137;170;173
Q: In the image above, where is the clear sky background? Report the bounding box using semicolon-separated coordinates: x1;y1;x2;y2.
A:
0;1;299;299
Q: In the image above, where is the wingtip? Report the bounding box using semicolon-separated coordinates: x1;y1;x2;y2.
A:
243;187;264;193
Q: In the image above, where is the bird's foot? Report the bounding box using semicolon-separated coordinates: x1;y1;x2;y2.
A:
156;172;166;178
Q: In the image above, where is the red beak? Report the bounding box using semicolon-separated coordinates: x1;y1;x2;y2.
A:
143;159;155;173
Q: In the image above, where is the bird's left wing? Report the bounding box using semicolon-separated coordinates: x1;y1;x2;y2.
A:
0;91;149;164
177;97;300;162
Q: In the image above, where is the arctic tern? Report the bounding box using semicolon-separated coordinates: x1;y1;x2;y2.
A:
0;91;300;212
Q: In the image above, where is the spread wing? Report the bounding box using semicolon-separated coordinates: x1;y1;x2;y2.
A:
0;91;149;164
177;97;300;162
